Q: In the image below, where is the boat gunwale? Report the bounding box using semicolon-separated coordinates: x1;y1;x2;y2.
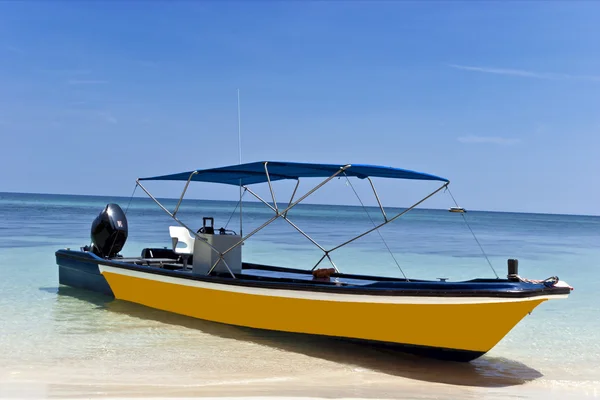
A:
56;249;572;299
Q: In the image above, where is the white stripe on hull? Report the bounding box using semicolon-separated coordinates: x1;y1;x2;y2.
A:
98;265;569;304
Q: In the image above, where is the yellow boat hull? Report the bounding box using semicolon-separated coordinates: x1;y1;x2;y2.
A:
99;265;552;359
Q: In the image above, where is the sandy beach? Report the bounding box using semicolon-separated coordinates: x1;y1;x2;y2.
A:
2;372;598;399
1;323;598;399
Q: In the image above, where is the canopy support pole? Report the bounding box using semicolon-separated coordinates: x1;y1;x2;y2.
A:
264;162;278;212
367;177;388;222
138;164;447;279
344;174;408;280
220;165;351;257
312;254;327;270
206;255;237;278
245;187;328;254
327;182;449;253
326;254;339;271
173;171;198;217
284;180;300;218
136;179;233;276
239;181;243;237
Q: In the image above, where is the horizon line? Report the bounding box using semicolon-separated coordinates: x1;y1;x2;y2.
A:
0;190;597;218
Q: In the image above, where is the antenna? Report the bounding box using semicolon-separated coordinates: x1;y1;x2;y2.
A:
237;89;243;237
237;88;242;164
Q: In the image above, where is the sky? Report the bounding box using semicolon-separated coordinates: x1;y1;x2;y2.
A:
1;1;599;215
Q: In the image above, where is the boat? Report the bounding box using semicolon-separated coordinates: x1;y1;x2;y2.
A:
55;161;572;362
449;206;466;213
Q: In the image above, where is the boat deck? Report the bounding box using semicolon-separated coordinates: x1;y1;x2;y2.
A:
242;268;379;286
115;255;382;287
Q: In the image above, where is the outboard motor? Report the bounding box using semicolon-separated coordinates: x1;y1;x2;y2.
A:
90;203;128;258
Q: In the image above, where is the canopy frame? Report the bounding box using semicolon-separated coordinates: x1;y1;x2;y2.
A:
135;161;450;278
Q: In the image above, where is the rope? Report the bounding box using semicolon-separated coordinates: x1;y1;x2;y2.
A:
344;174;409;281
513;275;560;287
224;188;247;229
446;187;499;279
124;183;138;216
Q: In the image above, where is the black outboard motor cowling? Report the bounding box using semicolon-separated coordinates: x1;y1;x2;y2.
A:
90;203;128;258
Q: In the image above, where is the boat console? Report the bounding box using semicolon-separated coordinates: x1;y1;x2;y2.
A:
191;217;242;275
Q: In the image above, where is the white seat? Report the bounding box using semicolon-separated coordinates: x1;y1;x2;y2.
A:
169;226;195;268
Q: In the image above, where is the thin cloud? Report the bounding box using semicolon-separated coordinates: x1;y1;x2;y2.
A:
457;136;521;145
67;79;108;85
5;45;24;55
138;60;159;68
98;111;117;124
40;69;92;75
449;64;600;82
60;108;117;124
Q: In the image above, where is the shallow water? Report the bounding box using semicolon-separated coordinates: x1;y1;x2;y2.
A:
0;192;599;399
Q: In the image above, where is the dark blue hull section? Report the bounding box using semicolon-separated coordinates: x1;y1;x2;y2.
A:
56;250;114;296
342;338;484;362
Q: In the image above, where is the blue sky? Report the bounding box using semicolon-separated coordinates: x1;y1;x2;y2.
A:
1;1;599;215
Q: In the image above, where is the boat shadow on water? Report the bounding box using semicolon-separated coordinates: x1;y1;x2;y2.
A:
50;286;543;389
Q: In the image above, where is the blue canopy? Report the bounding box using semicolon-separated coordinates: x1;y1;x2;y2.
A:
138;161;449;186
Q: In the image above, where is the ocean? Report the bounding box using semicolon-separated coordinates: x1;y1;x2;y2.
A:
0;191;599;399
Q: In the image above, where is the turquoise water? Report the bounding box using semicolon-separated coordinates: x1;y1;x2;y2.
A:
0;192;599;399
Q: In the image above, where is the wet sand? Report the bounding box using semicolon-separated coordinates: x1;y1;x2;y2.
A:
1;288;598;399
1;373;598;399
2;310;598;399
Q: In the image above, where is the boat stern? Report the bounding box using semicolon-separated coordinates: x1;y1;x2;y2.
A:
56;249;114;296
